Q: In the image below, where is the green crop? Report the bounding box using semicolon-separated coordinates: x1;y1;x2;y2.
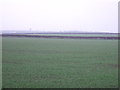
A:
2;37;118;88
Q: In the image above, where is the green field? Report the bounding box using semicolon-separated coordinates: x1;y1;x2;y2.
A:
2;37;118;88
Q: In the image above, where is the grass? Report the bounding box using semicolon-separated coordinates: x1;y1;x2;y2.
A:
2;37;118;88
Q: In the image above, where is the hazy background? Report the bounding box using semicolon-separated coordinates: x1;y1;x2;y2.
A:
0;0;119;33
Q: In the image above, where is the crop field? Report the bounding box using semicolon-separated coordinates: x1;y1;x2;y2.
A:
2;35;119;88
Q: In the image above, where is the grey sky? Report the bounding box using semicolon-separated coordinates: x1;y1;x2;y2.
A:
0;0;119;33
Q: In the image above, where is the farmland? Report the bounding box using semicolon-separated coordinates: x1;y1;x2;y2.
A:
2;34;119;88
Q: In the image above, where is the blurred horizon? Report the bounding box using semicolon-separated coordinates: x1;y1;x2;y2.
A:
0;0;119;33
1;30;119;34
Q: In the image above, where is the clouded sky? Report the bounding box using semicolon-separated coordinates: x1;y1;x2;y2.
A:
0;0;119;33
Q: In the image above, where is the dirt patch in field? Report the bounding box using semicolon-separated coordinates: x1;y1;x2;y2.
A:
3;61;22;64
106;64;120;68
96;63;119;69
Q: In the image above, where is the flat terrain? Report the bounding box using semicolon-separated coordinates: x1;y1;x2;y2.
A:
2;36;118;88
2;33;120;40
17;33;119;37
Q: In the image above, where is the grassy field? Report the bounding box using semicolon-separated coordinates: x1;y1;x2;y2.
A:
2;37;118;88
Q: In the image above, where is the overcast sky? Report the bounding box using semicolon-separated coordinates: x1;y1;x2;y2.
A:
0;0;119;33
